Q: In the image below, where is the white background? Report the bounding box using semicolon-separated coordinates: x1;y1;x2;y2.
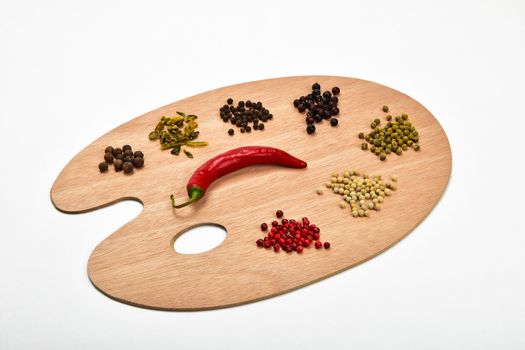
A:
1;1;524;349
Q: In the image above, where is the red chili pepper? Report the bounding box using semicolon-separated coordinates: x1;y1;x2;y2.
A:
170;146;307;208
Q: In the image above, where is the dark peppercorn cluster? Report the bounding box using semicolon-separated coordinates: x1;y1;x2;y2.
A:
98;145;145;174
293;82;341;134
220;98;272;135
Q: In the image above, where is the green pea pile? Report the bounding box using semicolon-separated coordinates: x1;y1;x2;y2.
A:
359;107;421;161
325;170;397;217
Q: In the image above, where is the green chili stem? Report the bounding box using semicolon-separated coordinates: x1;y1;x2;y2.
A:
170;188;203;209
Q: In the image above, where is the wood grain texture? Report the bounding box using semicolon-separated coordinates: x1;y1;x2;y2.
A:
51;76;451;310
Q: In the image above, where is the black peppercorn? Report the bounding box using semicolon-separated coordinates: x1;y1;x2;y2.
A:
245;126;251;132
298;104;306;113
227;98;233;105
306;124;316;134
312;82;320;90
133;151;144;158
330;118;338;127
123;161;134;174
104;146;114;154
331;87;340;95
228;128;234;135
114;159;123;172
99;162;108;172
322;91;331;99
240;127;245;133
331;107;339;116
305;116;315;124
122;145;132;152
258;123;265;130
104;152;114;164
133;157;144;168
293;99;300;107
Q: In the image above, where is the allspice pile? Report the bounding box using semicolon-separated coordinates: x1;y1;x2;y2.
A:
98;145;145;174
325;170;397;217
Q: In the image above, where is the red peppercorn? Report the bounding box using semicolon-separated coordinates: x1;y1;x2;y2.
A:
256;212;326;255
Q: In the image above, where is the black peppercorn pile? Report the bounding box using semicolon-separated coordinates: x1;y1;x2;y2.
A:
293;83;341;134
98;145;145;174
220;99;272;135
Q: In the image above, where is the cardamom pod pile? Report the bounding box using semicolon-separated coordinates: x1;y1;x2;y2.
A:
148;111;208;158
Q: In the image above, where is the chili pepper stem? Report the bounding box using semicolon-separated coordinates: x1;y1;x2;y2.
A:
171;194;198;209
171;186;205;209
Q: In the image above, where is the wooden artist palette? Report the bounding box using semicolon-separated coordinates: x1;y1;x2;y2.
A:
51;76;451;310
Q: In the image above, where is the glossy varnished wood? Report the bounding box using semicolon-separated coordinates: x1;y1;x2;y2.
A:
51;76;451;310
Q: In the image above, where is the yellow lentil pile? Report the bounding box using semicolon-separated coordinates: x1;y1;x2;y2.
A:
325;170;397;217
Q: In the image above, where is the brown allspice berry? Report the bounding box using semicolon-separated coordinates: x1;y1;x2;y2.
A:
98;162;109;172
133;151;144;158
104;152;114;164
133;157;144;168
114;159;124;171
123;161;134;174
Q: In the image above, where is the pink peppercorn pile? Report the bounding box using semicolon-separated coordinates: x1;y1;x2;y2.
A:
256;210;330;254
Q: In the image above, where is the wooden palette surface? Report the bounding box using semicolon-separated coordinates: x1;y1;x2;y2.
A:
51;76;451;310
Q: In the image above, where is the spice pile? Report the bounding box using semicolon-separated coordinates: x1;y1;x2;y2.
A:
359;106;420;161
98;145;144;174
325;170;397;217
149;112;208;158
256;210;330;253
219;98;272;135
293;82;341;134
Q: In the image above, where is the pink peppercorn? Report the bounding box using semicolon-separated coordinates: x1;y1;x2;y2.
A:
260;223;268;231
